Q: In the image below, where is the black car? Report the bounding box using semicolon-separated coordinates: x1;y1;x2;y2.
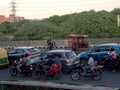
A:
31;49;79;74
8;47;41;64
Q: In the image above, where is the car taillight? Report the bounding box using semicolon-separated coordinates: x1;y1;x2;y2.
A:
65;59;73;63
27;52;32;56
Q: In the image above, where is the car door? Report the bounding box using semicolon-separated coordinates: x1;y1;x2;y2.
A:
8;49;24;63
8;49;17;62
91;46;110;62
40;53;53;62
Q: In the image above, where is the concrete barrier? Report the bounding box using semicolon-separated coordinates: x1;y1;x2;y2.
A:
1;38;120;51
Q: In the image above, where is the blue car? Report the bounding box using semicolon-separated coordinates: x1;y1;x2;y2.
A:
78;43;120;64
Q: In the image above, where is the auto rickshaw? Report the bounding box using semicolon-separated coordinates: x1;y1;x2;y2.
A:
68;34;89;50
0;48;9;68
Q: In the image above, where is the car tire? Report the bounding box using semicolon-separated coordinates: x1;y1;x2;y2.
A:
33;70;42;80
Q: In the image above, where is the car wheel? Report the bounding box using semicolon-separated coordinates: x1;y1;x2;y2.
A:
33;70;42;80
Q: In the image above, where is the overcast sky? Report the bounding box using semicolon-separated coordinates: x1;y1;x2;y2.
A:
0;0;120;19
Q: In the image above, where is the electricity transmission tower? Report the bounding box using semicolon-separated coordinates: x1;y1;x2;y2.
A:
10;0;17;30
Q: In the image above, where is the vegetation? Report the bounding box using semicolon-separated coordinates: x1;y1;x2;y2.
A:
0;8;120;41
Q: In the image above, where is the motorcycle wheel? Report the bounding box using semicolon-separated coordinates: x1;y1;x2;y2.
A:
71;70;81;81
92;70;102;80
9;68;17;76
33;70;42;80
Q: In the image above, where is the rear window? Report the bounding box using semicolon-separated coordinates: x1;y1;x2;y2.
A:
27;48;39;52
66;51;77;58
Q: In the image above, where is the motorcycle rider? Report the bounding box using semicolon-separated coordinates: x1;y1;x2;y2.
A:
43;55;54;76
104;47;117;72
17;54;31;72
82;54;94;75
17;55;25;72
49;54;62;76
47;39;53;50
90;57;98;75
105;48;117;61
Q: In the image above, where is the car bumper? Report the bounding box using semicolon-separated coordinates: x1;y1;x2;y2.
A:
66;61;80;69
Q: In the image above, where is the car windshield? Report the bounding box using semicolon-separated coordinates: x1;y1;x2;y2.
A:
66;51;77;58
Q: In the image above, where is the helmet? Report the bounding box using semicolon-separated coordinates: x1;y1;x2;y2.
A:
88;53;92;57
110;48;114;52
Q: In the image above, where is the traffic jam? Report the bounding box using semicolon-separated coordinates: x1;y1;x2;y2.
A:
0;35;120;84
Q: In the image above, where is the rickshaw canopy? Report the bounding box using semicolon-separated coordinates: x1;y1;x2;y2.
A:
68;34;88;38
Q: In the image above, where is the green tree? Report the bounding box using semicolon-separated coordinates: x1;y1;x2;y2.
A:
0;22;13;34
13;21;58;40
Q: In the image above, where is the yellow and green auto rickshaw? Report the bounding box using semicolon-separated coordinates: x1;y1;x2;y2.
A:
0;48;9;67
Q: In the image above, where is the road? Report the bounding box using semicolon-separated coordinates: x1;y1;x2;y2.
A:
0;67;120;88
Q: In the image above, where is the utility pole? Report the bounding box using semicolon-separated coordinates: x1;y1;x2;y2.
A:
117;15;120;27
10;0;17;30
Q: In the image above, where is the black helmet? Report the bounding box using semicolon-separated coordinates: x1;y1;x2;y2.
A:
110;48;114;52
88;53;92;57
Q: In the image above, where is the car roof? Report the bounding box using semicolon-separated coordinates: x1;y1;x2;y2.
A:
14;47;34;49
47;49;72;53
97;43;120;47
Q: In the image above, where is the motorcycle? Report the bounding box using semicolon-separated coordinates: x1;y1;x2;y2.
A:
102;56;119;71
9;60;33;77
71;63;104;81
33;61;62;80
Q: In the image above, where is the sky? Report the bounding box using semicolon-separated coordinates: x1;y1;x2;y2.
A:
0;0;120;19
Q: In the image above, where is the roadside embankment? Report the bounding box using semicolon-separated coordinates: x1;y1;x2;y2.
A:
0;80;119;90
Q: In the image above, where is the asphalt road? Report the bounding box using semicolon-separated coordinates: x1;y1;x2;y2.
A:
0;67;120;89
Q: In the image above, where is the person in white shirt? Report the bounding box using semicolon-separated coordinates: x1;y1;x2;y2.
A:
109;48;117;60
83;54;94;75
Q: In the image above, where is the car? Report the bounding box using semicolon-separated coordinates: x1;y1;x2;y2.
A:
8;47;41;64
31;49;79;74
78;43;120;64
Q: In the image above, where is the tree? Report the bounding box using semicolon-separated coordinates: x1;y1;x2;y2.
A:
13;21;58;40
0;22;13;34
